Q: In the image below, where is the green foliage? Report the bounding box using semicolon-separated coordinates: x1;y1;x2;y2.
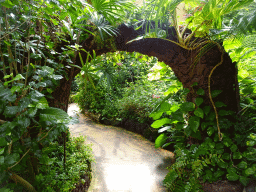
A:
151;87;256;191
34;135;94;192
74;51;171;123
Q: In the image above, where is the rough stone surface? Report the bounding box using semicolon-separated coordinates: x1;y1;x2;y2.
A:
202;180;244;192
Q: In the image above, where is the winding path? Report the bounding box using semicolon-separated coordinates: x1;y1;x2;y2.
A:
68;103;175;192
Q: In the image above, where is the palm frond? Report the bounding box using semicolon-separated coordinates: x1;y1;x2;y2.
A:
89;11;118;40
91;0;135;25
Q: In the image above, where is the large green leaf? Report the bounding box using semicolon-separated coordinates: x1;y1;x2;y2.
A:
151;118;172;128
40;107;70;124
155;133;168;148
0;138;7;147
195;98;203;106
211;90;222;98
180;102;195;112
149;112;163;120
227;172;239;181
5;153;19;165
239;176;250;186
4;106;19;117
237;161;247;169
0;88;16;102
159;102;172;112
189;116;200;132
194;108;204;119
244;168;255;176
172;109;184;122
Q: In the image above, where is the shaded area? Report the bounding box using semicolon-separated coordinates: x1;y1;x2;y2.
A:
68;103;174;192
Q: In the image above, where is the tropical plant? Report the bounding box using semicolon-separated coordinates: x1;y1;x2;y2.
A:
0;0;135;190
140;0;256;191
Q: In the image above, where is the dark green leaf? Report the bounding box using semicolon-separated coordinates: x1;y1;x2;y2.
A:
204;106;211;115
223;137;233;147
206;111;216;121
214;169;225;178
0;138;7;147
155;133;168;148
197;88;205;95
218;161;228;168
207;127;215;136
180;102;195;112
194;108;204;119
211;90;222;98
209;142;215;149
4;106;19;117
227;167;237;174
222;153;230;160
216;149;224;154
215;101;227;108
245;168;255;176
191;130;202;140
239;176;250;186
172;109;184;122
189;116;200;132
231;144;238;152
0;88;16;102
219;110;229;116
195;98;203;106
201;122;208;130
39;107;69;124
176;123;183;130
233;152;242;159
5;153;19;165
151;118;172;128
204;169;213;180
237;161;247;169
227;172;239;181
216;143;224;149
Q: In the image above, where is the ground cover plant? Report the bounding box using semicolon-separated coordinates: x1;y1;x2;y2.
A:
35;135;94;192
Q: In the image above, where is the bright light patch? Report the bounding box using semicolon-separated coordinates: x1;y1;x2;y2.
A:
104;164;154;192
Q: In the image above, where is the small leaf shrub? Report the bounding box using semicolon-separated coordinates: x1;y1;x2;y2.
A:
35;135;94;192
116;79;169;123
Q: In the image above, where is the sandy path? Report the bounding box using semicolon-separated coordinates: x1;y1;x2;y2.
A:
68;103;174;192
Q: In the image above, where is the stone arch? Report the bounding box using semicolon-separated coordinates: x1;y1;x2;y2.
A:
50;23;239;115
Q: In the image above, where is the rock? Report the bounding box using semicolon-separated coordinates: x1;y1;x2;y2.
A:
202;180;243;192
244;180;256;192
